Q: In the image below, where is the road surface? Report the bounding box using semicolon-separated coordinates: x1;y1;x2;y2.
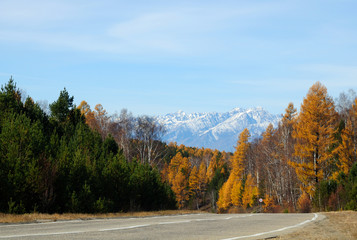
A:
0;213;321;240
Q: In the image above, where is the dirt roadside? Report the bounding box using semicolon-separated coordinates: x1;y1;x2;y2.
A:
276;211;357;240
0;210;203;224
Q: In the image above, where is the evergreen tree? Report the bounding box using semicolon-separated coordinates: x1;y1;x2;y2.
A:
49;88;74;123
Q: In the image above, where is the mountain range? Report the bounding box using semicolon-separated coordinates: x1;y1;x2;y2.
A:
157;107;281;152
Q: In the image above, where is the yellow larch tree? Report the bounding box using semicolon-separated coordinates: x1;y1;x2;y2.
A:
189;165;200;209
230;180;242;207
290;82;337;197
241;174;258;209
231;128;250;179
217;129;250;212
206;150;221;181
206;155;218;182
172;171;189;209
78;100;91;116
262;194;276;213
78;100;98;131
94;104;110;138
217;176;234;212
160;162;170;183
333;98;357;178
168;152;191;208
189;166;199;197
168;152;186;183
198;161;207;193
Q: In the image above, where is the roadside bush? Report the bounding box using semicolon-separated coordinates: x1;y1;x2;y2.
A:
262;194;277;213
298;192;311;213
328;192;338;211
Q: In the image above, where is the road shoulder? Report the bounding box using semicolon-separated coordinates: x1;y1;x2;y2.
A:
276;211;357;240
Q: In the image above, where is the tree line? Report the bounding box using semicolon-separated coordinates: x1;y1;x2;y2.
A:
153;82;357;213
216;82;357;212
1;78;356;214
0;78;175;213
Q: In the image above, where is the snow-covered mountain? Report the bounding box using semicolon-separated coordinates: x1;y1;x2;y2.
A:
157;107;281;152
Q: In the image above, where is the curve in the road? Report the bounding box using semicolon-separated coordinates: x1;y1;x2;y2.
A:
0;213;320;239
221;213;319;240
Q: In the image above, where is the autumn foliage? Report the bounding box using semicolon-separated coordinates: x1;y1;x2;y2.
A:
2;78;357;213
215;82;357;213
217;129;258;212
290;82;337;196
297;192;312;213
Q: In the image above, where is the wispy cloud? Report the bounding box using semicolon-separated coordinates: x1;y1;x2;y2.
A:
0;0;79;27
0;0;289;56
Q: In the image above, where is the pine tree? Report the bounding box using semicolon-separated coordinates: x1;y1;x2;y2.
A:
0;77;23;114
49;88;74;123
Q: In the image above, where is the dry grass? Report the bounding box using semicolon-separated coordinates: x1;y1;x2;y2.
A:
0;210;203;224
277;211;357;240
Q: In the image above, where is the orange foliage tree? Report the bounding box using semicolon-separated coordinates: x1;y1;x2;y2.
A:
77;101;110;138
78;101;98;131
172;171;189;209
242;174;258;209
189;166;200;209
262;194;276;213
167;152;191;208
217;176;234;211
198;161;207;193
206;150;221;181
230;179;242;207
231;129;250;179
333;98;357;178
290;82;337;197
217;129;250;212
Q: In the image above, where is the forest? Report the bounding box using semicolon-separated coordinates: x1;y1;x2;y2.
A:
0;78;356;214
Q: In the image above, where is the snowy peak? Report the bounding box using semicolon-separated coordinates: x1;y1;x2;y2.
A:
157;107;280;152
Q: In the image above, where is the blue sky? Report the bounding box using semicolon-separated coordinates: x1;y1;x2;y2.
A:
1;0;357;116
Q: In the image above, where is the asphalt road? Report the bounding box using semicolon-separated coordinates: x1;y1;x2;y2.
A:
0;213;321;240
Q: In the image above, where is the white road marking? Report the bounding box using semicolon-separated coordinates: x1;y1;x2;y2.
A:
0;213;194;229
0;219;85;228
0;231;84;239
221;213;319;240
223;214;253;220
0;213;262;238
100;224;151;231
158;220;191;225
